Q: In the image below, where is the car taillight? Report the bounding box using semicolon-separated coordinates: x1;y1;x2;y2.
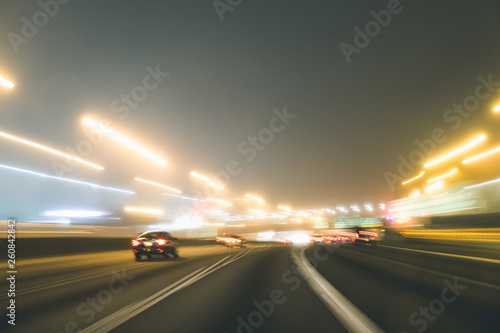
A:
132;239;141;247
156;239;167;246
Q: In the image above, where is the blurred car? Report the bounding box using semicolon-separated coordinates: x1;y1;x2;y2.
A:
216;234;247;248
322;235;339;243
354;230;378;247
132;230;179;261
337;236;351;243
276;239;293;245
310;234;324;244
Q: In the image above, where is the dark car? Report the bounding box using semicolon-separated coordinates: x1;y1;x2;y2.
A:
354;229;378;247
132;230;179;261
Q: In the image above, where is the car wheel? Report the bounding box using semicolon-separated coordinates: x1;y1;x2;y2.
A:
135;254;142;261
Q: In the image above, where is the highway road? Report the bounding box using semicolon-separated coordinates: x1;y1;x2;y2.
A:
1;240;499;333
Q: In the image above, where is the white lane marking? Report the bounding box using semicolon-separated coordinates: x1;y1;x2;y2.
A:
221;249;252;267
80;252;252;333
378;244;500;264
80;267;207;333
344;247;500;291
291;247;384;333
192;256;231;277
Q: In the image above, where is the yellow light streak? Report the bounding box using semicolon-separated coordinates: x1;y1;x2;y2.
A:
190;172;224;190
400;228;500;242
426;168;458;183
401;171;425;185
0;130;104;170
462;146;500;164
245;194;264;204
424;135;486;168
277;206;291;211
424;181;444;192
409;190;420;198
83;118;167;166
134;177;181;193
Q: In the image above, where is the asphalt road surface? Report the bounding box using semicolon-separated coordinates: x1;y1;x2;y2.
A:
1;241;499;333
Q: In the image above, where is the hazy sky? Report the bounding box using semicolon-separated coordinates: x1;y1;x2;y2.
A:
1;0;500;220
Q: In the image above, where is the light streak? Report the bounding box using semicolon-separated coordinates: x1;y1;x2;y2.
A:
134;177;181;193
426;168;458;183
0;163;133;194
402;171;425;185
424;135;486;168
190;172;224;190
0;130;104;170
83;118;167;166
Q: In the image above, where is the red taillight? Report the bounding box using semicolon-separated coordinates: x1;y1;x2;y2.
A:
156;239;167;246
132;239;141;247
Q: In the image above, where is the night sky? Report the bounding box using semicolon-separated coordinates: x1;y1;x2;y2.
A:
1;0;500;220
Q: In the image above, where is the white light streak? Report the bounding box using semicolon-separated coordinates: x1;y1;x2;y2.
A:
0;76;14;88
0;163;134;194
207;198;232;206
124;207;164;215
135;178;181;193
